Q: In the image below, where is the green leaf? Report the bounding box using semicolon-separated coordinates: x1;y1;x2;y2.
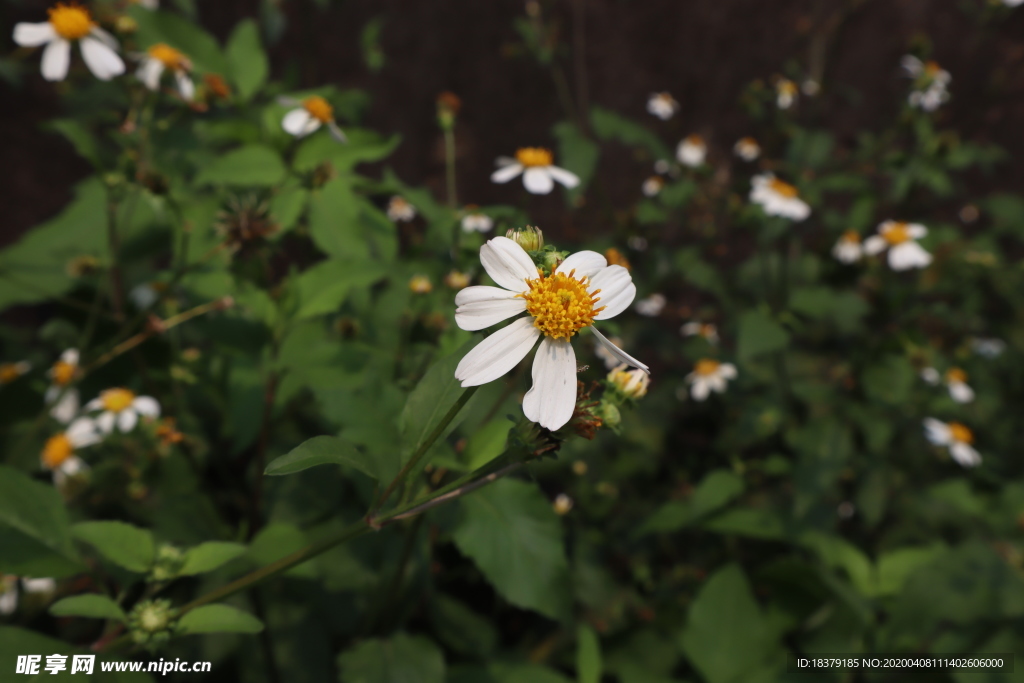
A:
737;309;789;362
552;122;599;201
636;469;744;536
130;7;227;73
50;594;126;622
71;521;155;573
0;466;81;577
46;119;101;167
679;564;786;683
428;594;498;657
178;542;248;576
194;145;286;186
264;435;377;481
577;624;602;683
225;19;268;101
293;259;388;319
307;176;363;258
452;478;571;620
862;355;914;405
176;604;264;635
462;418;512;470
293;128;400;173
590;105;671;158
337;633;445;683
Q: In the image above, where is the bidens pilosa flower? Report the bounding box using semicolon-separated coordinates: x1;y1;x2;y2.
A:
280;95;346;142
901;55;950;112
85;388;160;433
776;78;798;109
684;359;736;401
646;92;678;120
676;135;707;168
923;418;980;467
832;230;863;263
862;220;932;270
491;148;580;195
750;173;810;221
733;137;760;161
921;366;975;403
635;293;666;317
14;3;125;82
642;176;664;197
608;364;650;399
138;43;194;99
0;576;56;616
46;348;80;424
387;196;416;222
461;209;494;233
681;322;719;345
453;236;648;430
41;417;100;486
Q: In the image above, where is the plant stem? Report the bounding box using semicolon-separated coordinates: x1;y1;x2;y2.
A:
105;190;126;321
444;127;458;210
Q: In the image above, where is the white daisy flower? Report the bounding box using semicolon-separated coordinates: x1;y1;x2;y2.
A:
279;95;346;142
642;176;664;197
653;159;671;175
676;135;707;168
387;196;416;222
594;335;626;370
45;349;80;424
0;360;31;385
461;211;494;233
901;56;950;111
137;43;194;100
680;322;719;345
970;337;1005;358
40;416;101;485
491;147;580;195
942;367;975;403
733;137;760;161
923;418;980;467
635;293;666;317
646;92;679;120
13;3;125;82
552;493;574;515
920;366;941;385
685;358;736;401
750;173;810;221
85;388;160;434
862;220;932;270
608;363;649;399
832;230;863;263
776;78;798;109
453;236;647;430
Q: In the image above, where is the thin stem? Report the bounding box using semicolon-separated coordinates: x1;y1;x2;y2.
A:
105;190;126;321
444;127;458;209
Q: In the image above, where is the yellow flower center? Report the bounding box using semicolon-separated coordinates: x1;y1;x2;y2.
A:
841;230;861;244
694;359;721;376
0;364;22;384
778;79;797;95
883;222;911;245
51;360;76;386
409;276;432;294
41;433;74;469
701;324;716;337
768;178;799;198
948;422;973;444
521;269;604;340
924;61;942;77
302;96;334;123
100;388;136;413
945;367;967;384
515;147;554;168
147;43;188;71
48;3;92;40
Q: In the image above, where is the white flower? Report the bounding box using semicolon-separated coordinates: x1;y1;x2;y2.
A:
594;335;626;370
0;576;17;615
942;367;975;403
1004;0;1024;6
802;79;821;96
608;364;650;399
491;148;580;195
635;293;666;317
685;359;736;401
0;360;31;385
676;135;707;168
920;366;941;385
41;416;101;485
45;349;80;424
129;282;160;309
923;418;980;467
647;92;678;120
776;79;798;109
627;236;648;251
680;322;719;345
387;196;416;222
642;176;664;197
85;388;160;433
653;159;671;175
136;43;195;100
453;236;647;430
13;3;125;82
131;0;159;8
832;230;863;263
862;220;932;270
750;173;810;221
733;137;760;161
553;493;574;515
461;211;494;233
901;56;950;112
279;95;346;142
970;337;1005;358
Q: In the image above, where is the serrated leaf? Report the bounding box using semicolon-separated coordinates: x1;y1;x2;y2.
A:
264;435;376;480
178;542;247;576
0;466;81;577
71;521;155;573
337;633;444;683
194;145;286;186
225;19;268;101
176;604;264;635
50;594;126;622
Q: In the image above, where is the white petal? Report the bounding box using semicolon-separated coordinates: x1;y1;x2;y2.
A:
282;108;311;135
923;418;950;446
888;242;932;270
328;121;347;143
133;396;161;417
862;235;887;256
589;326;649;373
51;391;79;425
138;58;164;90
61;349;80;365
41;38;71;82
948;382;974;404
23;578;56;594
175;71;195;100
80;37;125;81
490;163;524;184
589;265;636;320
89;26;119;50
66;417;99;447
920;367;940;384
556;251;607;280
83;397;104;411
523;167;555;194
455;288;527;331
0;590;16;616
118;409;138;432
690;378;711;401
454;317;541;387
950;442;981;468
479;236;538;292
96;411;116;434
718;363;738;379
13;22;55;47
907;223;928;239
546;165;580;189
522;337;577;430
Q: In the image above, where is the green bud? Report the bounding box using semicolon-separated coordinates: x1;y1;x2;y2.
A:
128;599;175;649
597;401;621;429
506;225;544;252
150;545;184;582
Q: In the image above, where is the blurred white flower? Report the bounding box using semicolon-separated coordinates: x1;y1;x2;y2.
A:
970;337;1005;358
280;95;346;142
0;360;31;385
776;78;798;109
943;367;974;403
680;322;719;345
491;148;579;195
553;493;574;515
129;283;160;309
40;416;101;485
642;176;664;197
733;137;760;161
387;196;416;222
653;159;671;175
862;220;932;270
461;211;493;233
685;359;736;401
923;418;980;467
802;79;821;96
646;92;679;120
832;230;863;263
85;388;160;433
750;173;810;221
635;293;666;317
13;3;125;82
1004;0;1024;6
920;366;941;385
627;236;648;251
902;56;950;111
46;349;80;424
137;43;194;100
676;135;707;168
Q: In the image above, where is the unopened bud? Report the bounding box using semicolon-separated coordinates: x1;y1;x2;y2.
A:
553;493;573;515
506;225;544;252
607;364;650;399
409;275;433;294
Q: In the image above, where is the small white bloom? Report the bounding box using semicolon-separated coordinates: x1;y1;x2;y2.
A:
41;416;101;485
1004;0;1024;6
920;366;941;385
685;359;736;401
453;236;647;431
461;211;494;233
902;55;950;111
646;92;679;120
13;4;125;82
635;293;666;317
733;137;760;162
923;418;981;467
594;336;626;370
131;0;160;8
776;78;798;109
45;349;80;424
653;159;671;175
0;576;17;615
970;337;1005;358
627;236;648;251
85;388;160;434
137;43;194;100
22;578;57;594
387;196;416;222
491;148;580;195
680;322;719;345
0;360;31;385
129;283;160;309
942;368;974;403
279;95;346;142
553;493;574;515
676;135;707;168
832;230;863;263
802;79;821;96
608;363;650;399
641;176;664;197
750;173;810;221
862;220;932;270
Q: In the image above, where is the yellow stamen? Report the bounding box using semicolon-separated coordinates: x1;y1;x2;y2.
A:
768;178;799;198
100;388;136;413
0;364;24;384
694;359;721;376
41;433;74;469
778;79;798;95
841;230;861;244
520;269;604;340
51;360;76;386
924;61;942;77
48;3;92;40
945;367;967;384
147;43;188;71
409;275;432;294
701;324;716;337
515;147;553;168
948;422;973;444
302;96;334;123
883;221;911;245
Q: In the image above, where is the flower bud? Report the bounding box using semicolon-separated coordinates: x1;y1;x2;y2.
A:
607;364;650;399
552;493;574;515
150;545;184;582
597;401;621;428
409;275;433;294
129;599;175;648
506;225;544;252
443;270;470;290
